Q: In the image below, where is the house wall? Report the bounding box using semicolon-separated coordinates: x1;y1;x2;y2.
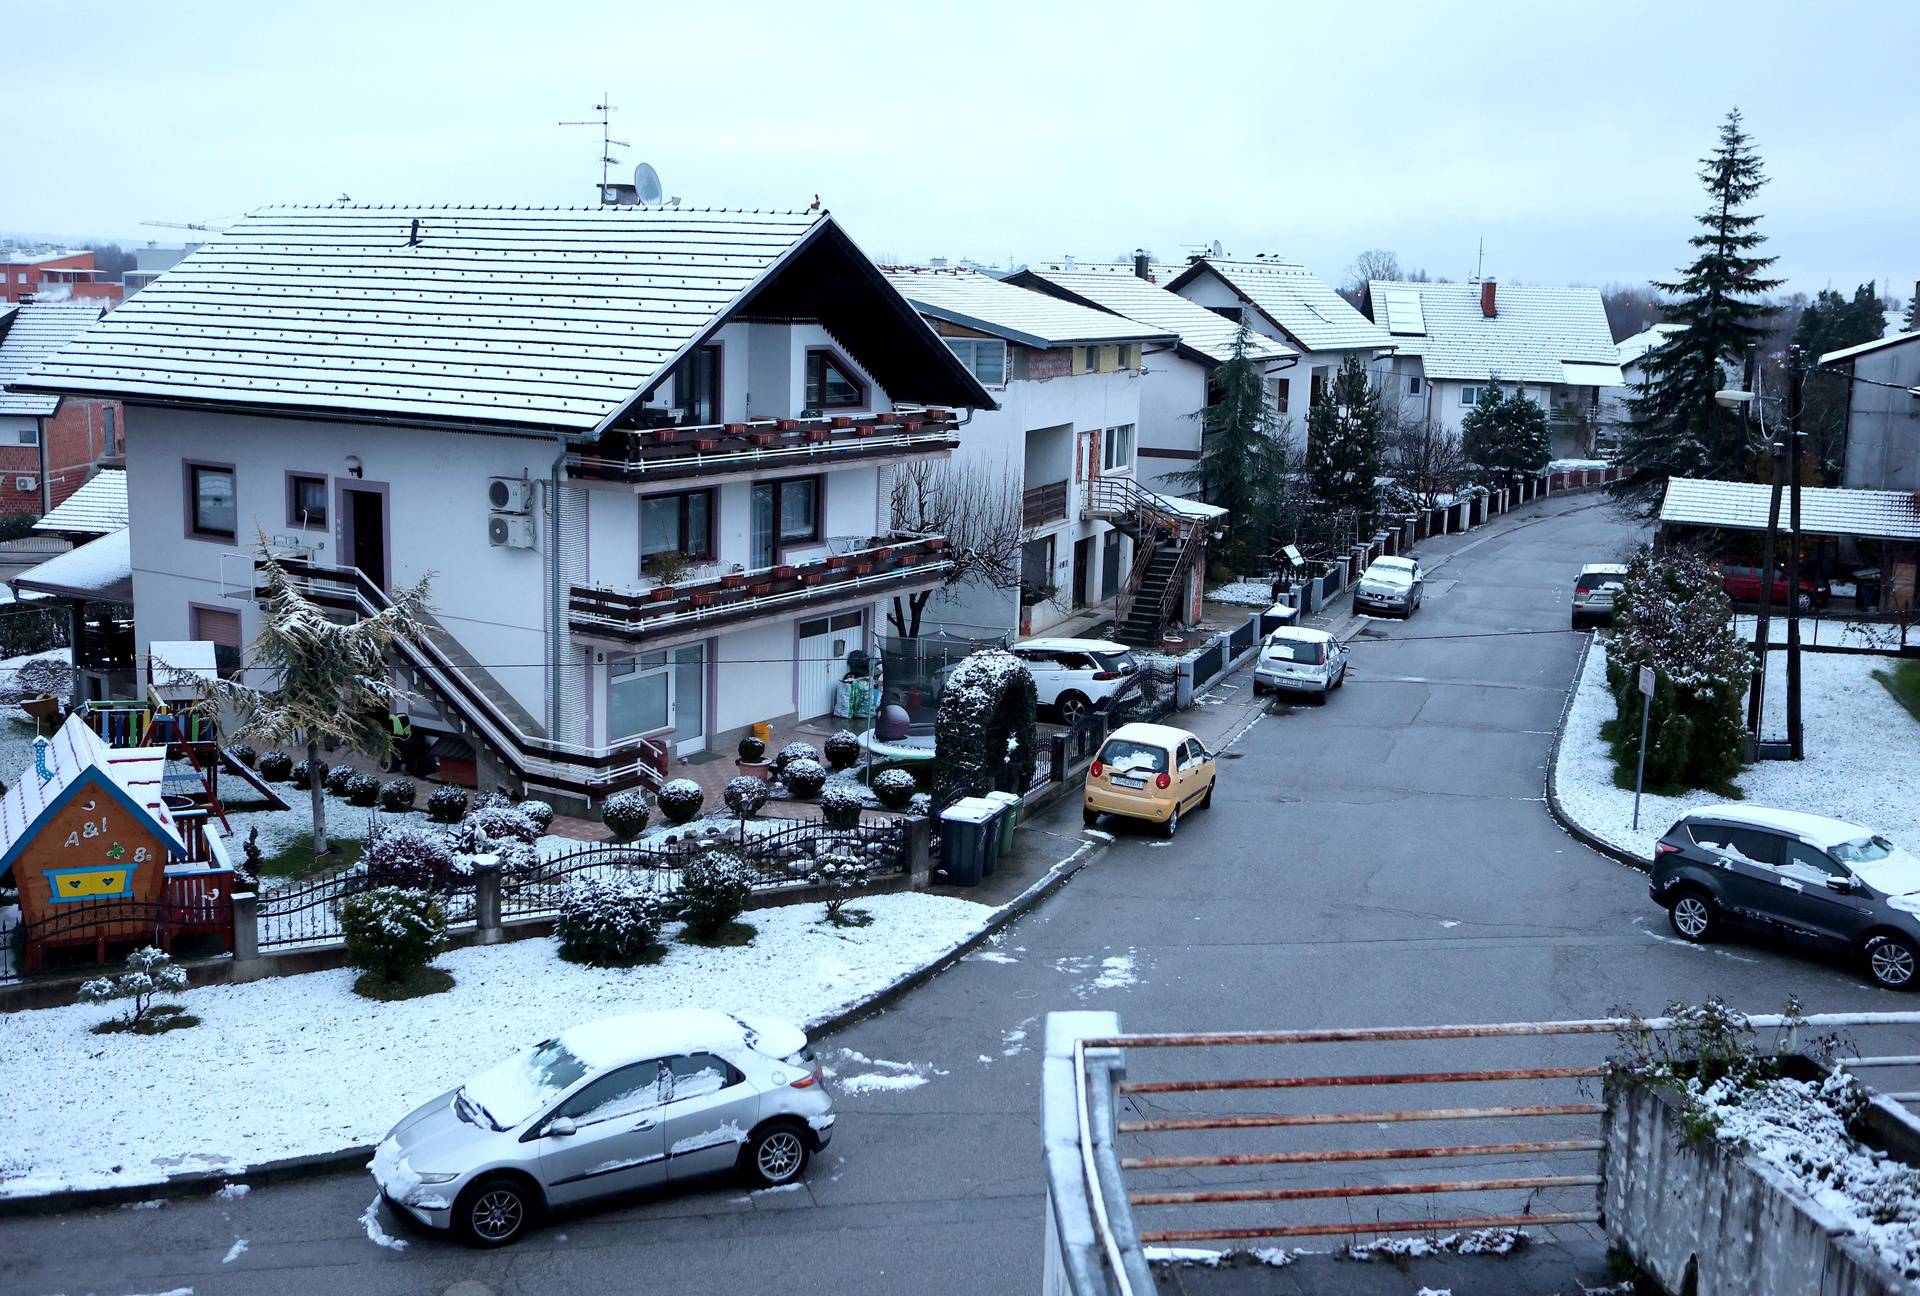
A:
43;398;122;513
0;414;42;515
1135;348;1209;497
1841;341;1920;492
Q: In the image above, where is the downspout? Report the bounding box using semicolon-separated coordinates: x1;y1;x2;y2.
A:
548;433;568;741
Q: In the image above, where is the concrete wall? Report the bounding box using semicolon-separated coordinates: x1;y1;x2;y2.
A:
1842;339;1920;492
1134;346;1208;497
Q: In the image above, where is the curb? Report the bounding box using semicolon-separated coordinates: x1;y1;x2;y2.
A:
1543;629;1655;875
0;833;1108;1219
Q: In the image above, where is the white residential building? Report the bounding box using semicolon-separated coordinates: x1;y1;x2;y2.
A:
1598;323;1682;447
20;205;993;810
1364;279;1624;458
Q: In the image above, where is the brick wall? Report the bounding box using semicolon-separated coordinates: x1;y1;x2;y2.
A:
43;398;121;511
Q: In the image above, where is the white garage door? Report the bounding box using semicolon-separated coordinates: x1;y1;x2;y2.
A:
797;612;866;721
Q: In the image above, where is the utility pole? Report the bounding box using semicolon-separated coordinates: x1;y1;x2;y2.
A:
1785;366;1806;760
1745;377;1784;741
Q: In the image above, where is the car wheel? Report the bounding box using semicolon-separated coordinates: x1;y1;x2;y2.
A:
455;1176;537;1248
1333;666;1346;690
1200;782;1213;809
1163;807;1179;839
1866;934;1920;990
1083;807;1099;827
1251;682;1265;697
1668;890;1716;943
746;1121;811;1188
1058;692;1092;726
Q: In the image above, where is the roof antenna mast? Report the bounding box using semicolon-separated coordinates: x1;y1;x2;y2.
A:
559;93;630;203
1474;237;1485;283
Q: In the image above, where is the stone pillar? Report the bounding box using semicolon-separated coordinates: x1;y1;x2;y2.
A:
473;862;502;944
231;891;264;981
905;816;933;890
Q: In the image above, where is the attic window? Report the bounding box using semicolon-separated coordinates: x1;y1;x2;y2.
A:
805;350;865;409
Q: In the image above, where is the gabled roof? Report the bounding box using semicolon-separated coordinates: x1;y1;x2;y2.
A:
11;526;132;603
881;267;1173;349
1366;281;1623;386
1822;329;1920;366
16;206;993;433
0;714;185;876
1616;323;1683;370
1008;268;1296;367
1660;477;1920;542
1167;257;1389;354
33;468;127;540
0;302;108;416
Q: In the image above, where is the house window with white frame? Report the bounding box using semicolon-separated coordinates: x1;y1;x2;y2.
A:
1460;384;1484;409
1102;424;1135;473
16;428;37;446
946;338;1007;386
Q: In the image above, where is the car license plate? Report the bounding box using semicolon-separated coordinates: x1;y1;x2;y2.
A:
1111;775;1146;789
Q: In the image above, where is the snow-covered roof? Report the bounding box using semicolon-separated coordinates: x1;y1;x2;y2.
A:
1822;329;1920;366
0;714;185;877
32;468;127;539
1168;258;1389;354
2;249;88;267
0;302;108;416
1659;477;1920;542
1366;281;1623;387
881;267;1173;349
16;206;992;432
11;526;133;603
1616;323;1682;370
1010;268;1296;367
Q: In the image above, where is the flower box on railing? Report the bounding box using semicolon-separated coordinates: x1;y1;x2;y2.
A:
775;418;800;431
772;564;794;579
804;427;830;443
925;537;948;551
827;555;852;570
749;432;777;446
647;587;676;603
688;592;715;608
720;573;746;589
830;415;853;429
645;428;677;443
724;423;748;436
849;561;873;575
798;569;824;586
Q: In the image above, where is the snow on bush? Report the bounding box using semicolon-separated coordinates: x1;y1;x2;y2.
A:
555;877;665;967
325;764;357;797
774;740;819;774
821;784;865;828
934;650;1037;802
340;888;447;986
813;850;878;927
516;799;555;833
824;730;860;770
725;776;769;819
656;779;704;825
603;789;651;841
290;757;328;790
257;751;293;783
470;791;515;813
781;757;827;799
362;825;465;892
345;772;381;807
78;947;191;1034
678;851;755;938
872;768;918;810
377;779;417;813
456;804;539;848
228;743;257;769
425;785;468;824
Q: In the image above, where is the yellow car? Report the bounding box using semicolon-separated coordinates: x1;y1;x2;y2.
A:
1082;721;1217;837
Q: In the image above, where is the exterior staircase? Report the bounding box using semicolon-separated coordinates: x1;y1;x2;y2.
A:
1081;476;1215;649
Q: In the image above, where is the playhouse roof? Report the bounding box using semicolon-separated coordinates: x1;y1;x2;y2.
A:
0;714;184;876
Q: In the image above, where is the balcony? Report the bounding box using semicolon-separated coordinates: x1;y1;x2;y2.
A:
571;533;952;643
1022;479;1069;528
570;409;964;485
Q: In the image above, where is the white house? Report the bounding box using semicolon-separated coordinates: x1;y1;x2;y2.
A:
19;205;994;810
1599;323;1682;446
1364;279;1623;458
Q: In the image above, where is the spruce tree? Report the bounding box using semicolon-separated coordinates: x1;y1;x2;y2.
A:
1613;108;1782;513
1304;354;1385;532
1460;384;1551;484
1169;322;1294;571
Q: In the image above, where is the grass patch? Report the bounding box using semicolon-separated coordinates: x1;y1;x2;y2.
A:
1875;661;1920;725
92;1004;200;1035
352;966;455;1001
252;831;366;881
824;906;874;929
680;920;757;948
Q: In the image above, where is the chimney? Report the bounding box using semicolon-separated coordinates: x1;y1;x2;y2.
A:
1480;279;1497;318
1133;249;1151;281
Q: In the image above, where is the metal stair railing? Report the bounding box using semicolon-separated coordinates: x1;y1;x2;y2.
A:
1084;475;1212;643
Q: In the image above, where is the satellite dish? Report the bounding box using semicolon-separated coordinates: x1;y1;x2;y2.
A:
633;163;664;205
1211;240;1224;257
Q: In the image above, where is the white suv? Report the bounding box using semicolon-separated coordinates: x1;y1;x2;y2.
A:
1010;638;1142;725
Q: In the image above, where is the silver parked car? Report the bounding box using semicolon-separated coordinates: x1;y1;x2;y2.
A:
370;1009;834;1246
1571;563;1627;628
1354;556;1423;617
1252;627;1347;701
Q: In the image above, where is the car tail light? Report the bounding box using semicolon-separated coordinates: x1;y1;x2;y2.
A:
1090;761;1104;777
1091;671;1121;681
790;1065;822;1089
1155;772;1171;789
1655;841;1682;856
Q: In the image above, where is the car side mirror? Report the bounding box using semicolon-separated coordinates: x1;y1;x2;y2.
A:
545;1117;577;1138
1825;876;1856;894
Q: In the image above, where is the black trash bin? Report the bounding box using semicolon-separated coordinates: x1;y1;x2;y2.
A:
938;798;997;887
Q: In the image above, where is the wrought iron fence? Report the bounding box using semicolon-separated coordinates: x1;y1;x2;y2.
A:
1111;664;1179;727
2;896;234;981
256;871;375;950
1;907;21;985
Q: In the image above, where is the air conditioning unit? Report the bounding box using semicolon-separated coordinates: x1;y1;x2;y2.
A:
489;514;537;549
488;477;534;513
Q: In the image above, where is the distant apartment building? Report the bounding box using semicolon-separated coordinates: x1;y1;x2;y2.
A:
2;250;122;306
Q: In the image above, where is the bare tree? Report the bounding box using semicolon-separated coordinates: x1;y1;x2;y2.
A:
886;460;1025;637
1346;248;1402;292
1384;411;1467;510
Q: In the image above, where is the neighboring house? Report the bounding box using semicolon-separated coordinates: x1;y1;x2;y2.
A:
0;302;123;518
1599;323;1684;445
122;244;200;298
1821;331;1920;493
1006;265;1298;498
32;466;128;545
1163;256;1392;451
1364;279;1623;458
1;250;121;306
18;205;993;811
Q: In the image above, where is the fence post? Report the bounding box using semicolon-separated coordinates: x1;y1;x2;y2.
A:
473;862;503;944
1175;657;1195;709
231;891;263;981
905;816;933;890
1048;731;1069;783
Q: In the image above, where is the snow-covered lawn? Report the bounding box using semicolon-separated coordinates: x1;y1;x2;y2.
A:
0;892;993;1199
1553;641;1920;859
1205;579;1279;609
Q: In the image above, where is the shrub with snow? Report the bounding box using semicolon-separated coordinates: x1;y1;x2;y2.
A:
934;649;1038;802
603;790;651;841
724;776;769;819
737;733;766;762
821;783;865;828
340;887;448;986
289;757;329;790
257;751;293;783
824;730;860;770
425;785;468;824
78;947;194;1035
462;804;539;846
516;799;555;833
555;877;665;967
773;740;818;776
378;779;417;812
657;779;704;825
470;791;515;813
363;825;464;891
325;764;358;796
781;757;827;799
872;767;918;810
346;771;381;807
492;839;541;885
678;850;756;939
228;743;257;769
812;850;878;927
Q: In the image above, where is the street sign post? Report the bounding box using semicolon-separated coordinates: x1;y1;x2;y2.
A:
1632;667;1654;831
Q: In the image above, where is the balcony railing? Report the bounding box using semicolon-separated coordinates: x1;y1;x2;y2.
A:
571;533;953;641
570;409;964;483
1023;479;1070;528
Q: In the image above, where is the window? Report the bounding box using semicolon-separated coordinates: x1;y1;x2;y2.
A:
673;345;722;426
1102;424;1135;473
947;338;1007;386
287;473;327;529
187;463;236;540
1409;373;1422;396
1096;737;1168;775
1207;305;1242;324
16;428;37;446
103;406;117;455
1784;841;1847;878
555;1061;667;1127
1083;346;1104;374
1020;535;1055;604
1273;378;1289;415
804;350;865;409
609;652;671;738
1460;384;1483;408
14;476;35;492
1310;368;1329;408
749;476;820;567
667;1053;743;1101
1688;824;1783;866
1119;344;1139;369
639;488;715;566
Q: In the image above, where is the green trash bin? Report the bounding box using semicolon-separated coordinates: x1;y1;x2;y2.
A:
982;790;1021;860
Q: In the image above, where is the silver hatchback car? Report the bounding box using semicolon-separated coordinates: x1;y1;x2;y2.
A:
370;1009;834;1246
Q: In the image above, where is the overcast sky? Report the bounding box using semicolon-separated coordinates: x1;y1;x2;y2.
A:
5;1;1915;302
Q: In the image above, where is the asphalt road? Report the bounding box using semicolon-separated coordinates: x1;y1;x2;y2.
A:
8;491;1915;1296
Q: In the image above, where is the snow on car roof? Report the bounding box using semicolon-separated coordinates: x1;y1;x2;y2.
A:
1015;638;1130;653
1265;626;1333;644
556;1008;795;1070
1686;804;1874;848
1374;556;1417;571
1107;721;1198;749
1579;563;1629;575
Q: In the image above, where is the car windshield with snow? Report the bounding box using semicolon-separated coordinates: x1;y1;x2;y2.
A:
1355;558;1423;617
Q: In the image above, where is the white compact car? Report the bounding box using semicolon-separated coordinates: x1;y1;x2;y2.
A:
1252;627;1348;700
1572;563;1628;628
1355;556;1424;617
1010;638;1142;724
370;1010;833;1247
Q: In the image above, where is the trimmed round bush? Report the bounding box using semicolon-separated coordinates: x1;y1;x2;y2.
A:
341;887;447;984
290;757;329;791
325;764;357;796
872;768;918;810
824;730;860;770
516;799;555;834
493;839;541;885
346;771;381;807
257;751;293;783
470;791;516;813
425;785;469;824
465;804;539;845
378;779;417;813
737;734;766;762
781;758;827;799
362;825;464;891
657;778;704;826
603;789;651;841
773;741;819;776
555;877;664;967
821;783;865;829
724;776;769;819
678;850;755;937
228;743;257;770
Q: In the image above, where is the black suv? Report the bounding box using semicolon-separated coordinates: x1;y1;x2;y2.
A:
1650;805;1920;990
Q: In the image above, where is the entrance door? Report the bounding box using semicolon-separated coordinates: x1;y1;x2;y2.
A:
609;643;707;756
797;612;864;721
340;484;388;591
1072;537;1095;608
1101;531;1123;600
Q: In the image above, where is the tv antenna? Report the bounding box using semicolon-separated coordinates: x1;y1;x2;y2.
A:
559;94;630;199
1474;237;1485;282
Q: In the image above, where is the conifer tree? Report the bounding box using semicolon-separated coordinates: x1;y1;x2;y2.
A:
1303;354;1385;532
1169;322;1295;571
1460;383;1551;484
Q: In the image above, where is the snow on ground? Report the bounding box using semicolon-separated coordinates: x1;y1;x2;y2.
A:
1554;642;1920;859
1206;580;1279;609
1734;614;1914;653
0;892;991;1199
